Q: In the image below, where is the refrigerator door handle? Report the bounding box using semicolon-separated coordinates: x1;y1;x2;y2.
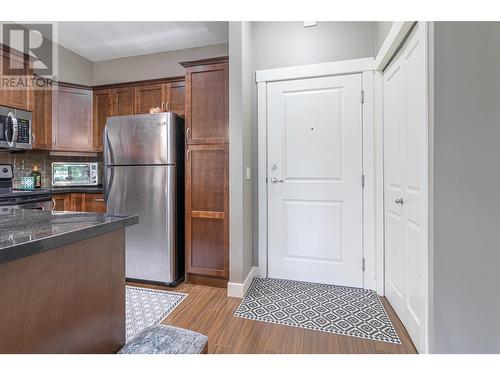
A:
103;128;116;205
103;166;115;206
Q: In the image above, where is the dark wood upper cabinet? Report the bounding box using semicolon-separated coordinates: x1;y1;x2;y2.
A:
0;51;33;111
93;89;111;152
168;81;185;117
183;59;228;145
52;85;93;152
32;87;52;150
134;83;165;114
112;87;135;116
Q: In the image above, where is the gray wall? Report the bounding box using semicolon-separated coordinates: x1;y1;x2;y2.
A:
375;22;393;53
432;21;500;353
228;22;254;284
250;21;376;267
252;21;375;70
58;44;93;86
93;43;228;85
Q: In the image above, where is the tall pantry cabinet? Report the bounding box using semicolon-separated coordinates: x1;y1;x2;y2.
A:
181;57;229;287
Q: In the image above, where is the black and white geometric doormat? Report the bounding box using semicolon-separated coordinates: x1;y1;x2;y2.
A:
234;278;400;344
126;286;187;343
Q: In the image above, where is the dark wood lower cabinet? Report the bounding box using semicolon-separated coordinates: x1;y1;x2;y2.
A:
52;194;71;211
84;193;106;213
53;193;105;213
185;144;229;282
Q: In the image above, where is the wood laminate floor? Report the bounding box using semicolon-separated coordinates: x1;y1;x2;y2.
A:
128;281;417;354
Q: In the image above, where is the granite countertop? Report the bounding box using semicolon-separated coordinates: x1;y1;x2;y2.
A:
49;186;103;194
0;208;138;265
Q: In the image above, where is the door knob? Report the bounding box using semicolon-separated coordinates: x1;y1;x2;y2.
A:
395;198;404;205
271;177;284;183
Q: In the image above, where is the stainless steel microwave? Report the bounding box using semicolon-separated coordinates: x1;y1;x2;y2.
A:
0;105;33;150
52;162;101;186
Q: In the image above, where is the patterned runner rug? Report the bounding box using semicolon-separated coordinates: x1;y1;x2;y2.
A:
234;278;400;344
126;286;187;343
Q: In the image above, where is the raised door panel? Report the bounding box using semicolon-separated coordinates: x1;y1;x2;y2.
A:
93;89;111;152
134;84;165;114
168;81;185;116
112;87;135;116
383;52;406;318
70;193;85;212
52;194;71;211
52;86;93;151
1;54;32;111
185;63;228;144
84;193;106;213
0;54;6;105
185;144;228;278
32;87;52;150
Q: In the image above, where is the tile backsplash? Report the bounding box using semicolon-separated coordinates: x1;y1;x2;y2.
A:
0;150;102;189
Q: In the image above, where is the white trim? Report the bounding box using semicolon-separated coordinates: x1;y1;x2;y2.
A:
257;59;376;287
257;81;268;279
373;22;415;72
227;266;259;298
361;71;378;292
426;21;435;355
373;71;386;296
255;57;374;83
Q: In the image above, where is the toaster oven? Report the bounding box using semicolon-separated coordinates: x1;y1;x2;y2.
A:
52;162;101;186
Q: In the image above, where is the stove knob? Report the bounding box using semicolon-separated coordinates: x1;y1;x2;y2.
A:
2;168;8;173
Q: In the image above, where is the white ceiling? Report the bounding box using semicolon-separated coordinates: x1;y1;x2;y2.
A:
54;22;228;62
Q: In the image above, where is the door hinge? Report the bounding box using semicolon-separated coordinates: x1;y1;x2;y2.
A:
361;174;365;188
362;258;366;272
361;90;365;104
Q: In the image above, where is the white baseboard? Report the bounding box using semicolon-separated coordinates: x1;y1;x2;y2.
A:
227;266;259;298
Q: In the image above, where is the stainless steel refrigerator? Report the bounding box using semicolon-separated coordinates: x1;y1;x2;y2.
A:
104;112;184;286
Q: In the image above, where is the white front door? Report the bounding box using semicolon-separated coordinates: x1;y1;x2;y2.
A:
267;74;364;288
383;22;428;353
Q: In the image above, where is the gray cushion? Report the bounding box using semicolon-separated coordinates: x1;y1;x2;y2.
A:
118;325;208;354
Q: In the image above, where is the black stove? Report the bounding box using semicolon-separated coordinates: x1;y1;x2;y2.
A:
0;164;53;209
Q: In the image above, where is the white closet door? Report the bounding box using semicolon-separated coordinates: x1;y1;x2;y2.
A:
267;74;364;287
384;22;428;353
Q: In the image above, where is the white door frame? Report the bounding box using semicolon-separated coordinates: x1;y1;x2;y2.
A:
256;57;381;292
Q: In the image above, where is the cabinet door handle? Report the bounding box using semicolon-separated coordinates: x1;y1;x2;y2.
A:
186;127;190;142
186;149;191;160
395;198;404;205
94;198;104;202
51;199;56;209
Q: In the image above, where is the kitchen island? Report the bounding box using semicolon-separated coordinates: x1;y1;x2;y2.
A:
0;208;138;354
